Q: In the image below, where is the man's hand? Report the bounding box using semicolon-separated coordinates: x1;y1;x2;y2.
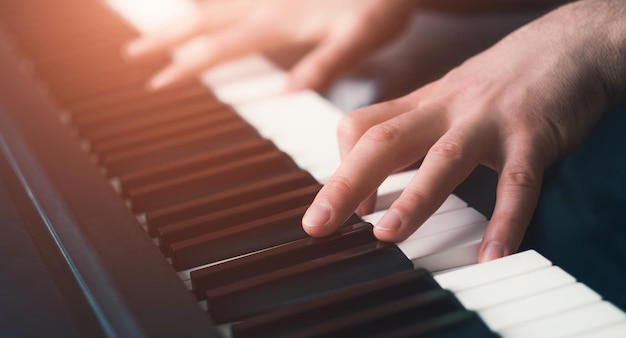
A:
302;0;626;262
125;0;415;92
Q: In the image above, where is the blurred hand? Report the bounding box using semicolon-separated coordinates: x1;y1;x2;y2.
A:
302;0;626;262
125;0;415;92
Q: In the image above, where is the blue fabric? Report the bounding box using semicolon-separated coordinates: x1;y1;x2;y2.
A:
522;105;626;310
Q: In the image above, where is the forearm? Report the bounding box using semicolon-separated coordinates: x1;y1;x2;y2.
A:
593;0;626;106
559;0;626;108
418;0;626;106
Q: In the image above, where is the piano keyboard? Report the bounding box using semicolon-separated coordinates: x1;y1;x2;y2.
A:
0;0;624;337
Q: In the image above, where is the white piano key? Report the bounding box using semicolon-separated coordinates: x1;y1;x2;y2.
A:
171;40;288;105
479;283;601;331
363;207;486;272
205;70;288;106
235;91;343;183
400;207;486;241
455;266;576;311
326;77;379;112
400;220;487;270
501;301;626;338
109;0;289;106
374;170;416;211
373;170;465;213
411;236;482;272
363;193;468;224
432;194;467;213
434;250;552;292
202;54;284;90
570;320;626;338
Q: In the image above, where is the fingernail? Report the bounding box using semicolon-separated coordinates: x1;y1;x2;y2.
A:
302;203;331;228
375;210;402;231
125;40;147;57
480;242;505;262
149;69;175;91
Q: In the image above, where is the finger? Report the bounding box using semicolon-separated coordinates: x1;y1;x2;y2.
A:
147;23;277;90
373;123;490;242
303;107;445;237
125;14;207;59
124;2;242;59
337;91;426;159
288;25;384;93
287;1;413;94
479;149;544;262
342;92;430;217
355;192;377;216
336;90;430;215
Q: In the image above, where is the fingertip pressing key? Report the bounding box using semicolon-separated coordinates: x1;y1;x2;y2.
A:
302;202;332;235
372;209;405;242
479;241;507;263
374;210;402;231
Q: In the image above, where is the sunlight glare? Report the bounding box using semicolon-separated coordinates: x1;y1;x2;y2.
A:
107;0;195;33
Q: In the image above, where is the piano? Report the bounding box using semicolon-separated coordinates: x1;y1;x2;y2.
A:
1;0;624;337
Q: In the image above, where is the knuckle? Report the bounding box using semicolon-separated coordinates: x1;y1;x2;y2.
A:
501;169;541;190
323;175;355;196
398;188;429;211
362;122;402;145
428;140;465;162
337;112;367;145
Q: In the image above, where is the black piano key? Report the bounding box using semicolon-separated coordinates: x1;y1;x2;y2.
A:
28;38;132;65
63;83;199;117
29;40;130;67
72;85;213;130
15;29;130;55
33;55;143;77
230;268;440;338
34;56;166;97
5;22;132;53
120;138;280;195
190;223;374;300
90;111;238;156
127;150;301;212
171;206;309;270
45;70;152;104
31;57;160;100
17;22;128;43
146;170;316;234
101;121;260;177
171;208;362;271
0;3;132;34
85;97;225;144
292;290;464;337
35;54;161;86
379;311;498;338
158;184;322;254
205;242;413;323
44;68;158;105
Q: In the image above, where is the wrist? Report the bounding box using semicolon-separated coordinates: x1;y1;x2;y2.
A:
603;1;626;106
582;0;626;107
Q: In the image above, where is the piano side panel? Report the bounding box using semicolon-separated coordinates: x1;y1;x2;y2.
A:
0;28;219;338
0;149;91;338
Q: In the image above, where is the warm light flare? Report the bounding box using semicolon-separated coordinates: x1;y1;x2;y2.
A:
106;0;195;33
